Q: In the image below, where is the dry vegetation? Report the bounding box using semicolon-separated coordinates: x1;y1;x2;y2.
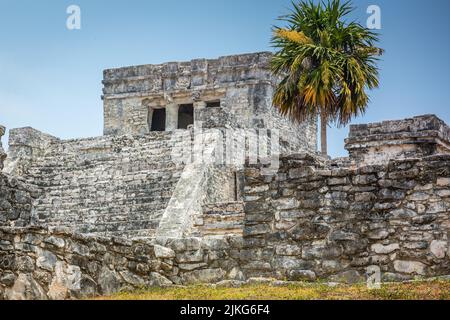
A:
96;279;450;300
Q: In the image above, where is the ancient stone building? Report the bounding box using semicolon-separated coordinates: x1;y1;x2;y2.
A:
102;52;317;152
0;52;449;300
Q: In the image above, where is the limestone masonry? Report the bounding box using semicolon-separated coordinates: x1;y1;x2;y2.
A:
0;52;449;300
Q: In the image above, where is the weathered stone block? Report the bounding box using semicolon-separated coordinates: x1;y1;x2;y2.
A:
302;244;343;260
273;257;312;270
291;223;330;241
36;249;57;272
48;262;81;300
176;250;204;263
436;178;450;187
148;272;172;287
289;167;315;179
244;224;271;236
154;245;176;259
430;240;447;259
275;245;302;256
367;229;389;240
287;270;316;281
328;177;349;186
371;243;399;254
353;174;377;185
273;198;299;210
5;273;48;300
98;267;122;295
44;236;65;249
181;268;226;284
329;270;364;284
393;260;427;275
0;273;16;287
408;192;430;201
329;231;359;242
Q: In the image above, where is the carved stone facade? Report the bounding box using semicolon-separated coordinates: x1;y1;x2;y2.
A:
345;115;450;165
102;52;318;154
0;53;449;300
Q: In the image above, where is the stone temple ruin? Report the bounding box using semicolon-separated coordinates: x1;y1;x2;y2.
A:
0;52;449;300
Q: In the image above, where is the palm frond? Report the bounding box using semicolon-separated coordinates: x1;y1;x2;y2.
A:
271;0;382;127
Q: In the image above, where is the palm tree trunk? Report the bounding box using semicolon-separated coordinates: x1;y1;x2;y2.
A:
320;113;327;156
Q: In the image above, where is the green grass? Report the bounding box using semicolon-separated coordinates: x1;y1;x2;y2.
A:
95;279;450;300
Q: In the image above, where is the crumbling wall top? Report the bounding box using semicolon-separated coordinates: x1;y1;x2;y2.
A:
102;52;274;98
7;127;59;161
348;114;450;140
345;114;450;165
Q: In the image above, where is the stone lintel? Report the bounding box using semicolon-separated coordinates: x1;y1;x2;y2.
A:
140;88;227;108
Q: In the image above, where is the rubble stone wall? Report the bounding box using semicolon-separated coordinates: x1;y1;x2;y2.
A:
240;154;450;282
0;173;39;228
2;57;450;302
1;152;449;299
0;226;243;300
345;115;450;165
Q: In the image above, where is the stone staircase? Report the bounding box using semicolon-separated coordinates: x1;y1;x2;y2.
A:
24;132;188;239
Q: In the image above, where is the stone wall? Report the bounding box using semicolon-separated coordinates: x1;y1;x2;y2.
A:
3;85;450;302
240;154;450;282
1;153;449;300
0;226;243;300
345;115;450;166
195;202;245;236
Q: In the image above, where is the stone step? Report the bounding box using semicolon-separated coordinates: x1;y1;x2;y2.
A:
33;144;182;155
49;218;161;234
28;161;182;173
37;204;168;220
92;229;156;239
41;209;165;223
34;187;177;199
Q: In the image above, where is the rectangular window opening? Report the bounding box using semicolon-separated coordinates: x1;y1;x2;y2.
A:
151;108;166;132
206;100;221;108
178;104;194;129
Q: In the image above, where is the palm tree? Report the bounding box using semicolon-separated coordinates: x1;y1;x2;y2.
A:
271;0;382;156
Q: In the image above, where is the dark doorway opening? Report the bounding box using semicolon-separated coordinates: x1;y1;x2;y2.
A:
178;104;194;129
206;100;221;108
151;108;166;131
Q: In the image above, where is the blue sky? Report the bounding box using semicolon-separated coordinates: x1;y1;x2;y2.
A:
1;0;450;157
